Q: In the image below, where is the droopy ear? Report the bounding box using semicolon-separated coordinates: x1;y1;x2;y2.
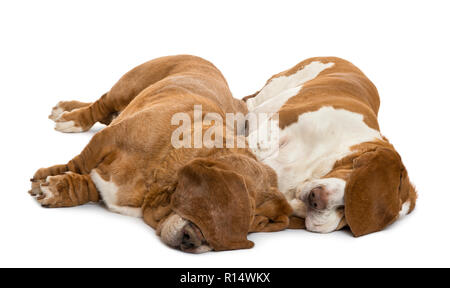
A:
171;159;255;251
345;147;403;237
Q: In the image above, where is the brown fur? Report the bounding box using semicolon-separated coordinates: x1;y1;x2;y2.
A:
244;57;417;236
30;55;292;251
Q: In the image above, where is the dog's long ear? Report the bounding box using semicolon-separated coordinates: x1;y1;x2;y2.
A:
171;159;255;251
345;147;404;237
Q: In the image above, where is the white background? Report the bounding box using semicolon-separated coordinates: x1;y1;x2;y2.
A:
1;0;449;268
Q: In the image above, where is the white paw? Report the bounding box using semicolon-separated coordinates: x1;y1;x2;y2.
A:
33;176;57;206
39;186;55;205
49;103;65;120
54;112;83;133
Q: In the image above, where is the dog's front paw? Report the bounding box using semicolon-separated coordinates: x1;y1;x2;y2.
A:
49;102;66;121
53;111;85;133
31;165;68;183
49;101;89;133
29;175;71;208
49;101;90;121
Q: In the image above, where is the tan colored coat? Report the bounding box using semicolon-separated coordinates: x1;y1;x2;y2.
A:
30;55;292;252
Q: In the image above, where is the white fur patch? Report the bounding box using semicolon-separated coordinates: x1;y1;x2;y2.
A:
251;107;382;200
246;61;335;113
52;111;83;133
49;106;64;120
90;170;143;218
54;120;84;133
289;199;307;218
38;176;56;205
305;208;344;233
399;201;411;218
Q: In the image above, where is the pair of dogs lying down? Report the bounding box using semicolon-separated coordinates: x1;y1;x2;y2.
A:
29;55;417;253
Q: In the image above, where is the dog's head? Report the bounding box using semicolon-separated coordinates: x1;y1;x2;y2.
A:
170;158;256;252
298;143;417;236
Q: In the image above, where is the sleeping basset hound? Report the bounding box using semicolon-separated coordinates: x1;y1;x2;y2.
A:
29;55;293;253
244;57;417;236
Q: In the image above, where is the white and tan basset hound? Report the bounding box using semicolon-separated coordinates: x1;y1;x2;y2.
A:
244;57;417;236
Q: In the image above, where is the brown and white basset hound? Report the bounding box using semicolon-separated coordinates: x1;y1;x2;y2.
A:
244;57;417;236
29;55;293;253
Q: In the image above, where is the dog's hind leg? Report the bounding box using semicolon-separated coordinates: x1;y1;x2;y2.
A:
30;172;100;208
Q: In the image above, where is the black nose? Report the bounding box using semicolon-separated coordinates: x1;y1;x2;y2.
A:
182;232;195;249
308;191;319;209
180;223;203;251
307;186;328;210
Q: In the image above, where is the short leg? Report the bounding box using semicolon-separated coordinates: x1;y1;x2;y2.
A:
30;172;99;208
31;164;70;182
31;113;120;207
51;56;201;133
49;100;91;121
52;93;117;132
31;124;116;183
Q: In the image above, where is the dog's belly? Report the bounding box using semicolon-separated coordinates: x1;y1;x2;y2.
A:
90;169;143;218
